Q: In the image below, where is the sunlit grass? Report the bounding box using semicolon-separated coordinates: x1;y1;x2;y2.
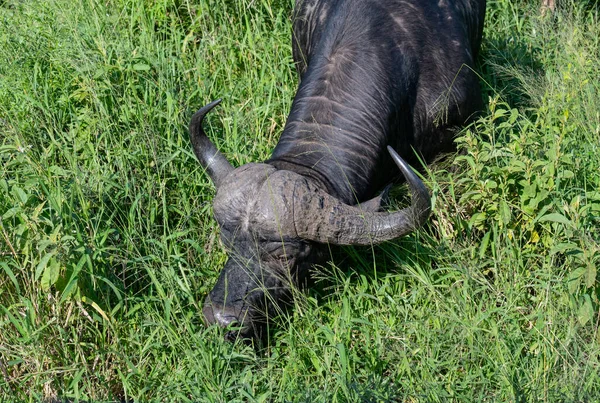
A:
1;0;599;401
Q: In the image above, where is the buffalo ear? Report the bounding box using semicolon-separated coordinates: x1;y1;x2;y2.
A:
189;99;234;189
356;184;392;213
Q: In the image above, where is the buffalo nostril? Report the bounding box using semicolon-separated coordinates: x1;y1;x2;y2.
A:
202;303;239;328
203;303;258;341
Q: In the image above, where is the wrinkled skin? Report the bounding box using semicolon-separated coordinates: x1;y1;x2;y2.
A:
192;0;487;342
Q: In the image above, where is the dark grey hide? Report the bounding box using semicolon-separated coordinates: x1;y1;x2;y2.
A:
190;0;486;341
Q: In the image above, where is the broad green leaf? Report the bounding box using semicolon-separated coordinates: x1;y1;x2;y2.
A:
469;212;487;228
41;257;60;290
12;185;28;204
485;180;498;189
559;170;575;179
585;264;597;289
48;165;70;176
538;213;572;226
132;63;150;71
577;294;594;326
550;242;580;255
479;231;491;258
509;108;519;124
567;267;586;294
500;200;511;225
35;252;55;281
2;207;19;220
493;108;508;120
522;182;537;200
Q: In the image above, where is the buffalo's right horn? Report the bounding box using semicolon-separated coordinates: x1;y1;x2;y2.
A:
293;146;431;245
189;99;234;189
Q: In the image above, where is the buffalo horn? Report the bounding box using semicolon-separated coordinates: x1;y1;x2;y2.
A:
189;99;234;189
294;146;431;245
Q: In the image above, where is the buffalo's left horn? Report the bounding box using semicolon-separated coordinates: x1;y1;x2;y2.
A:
189;99;234;189
294;146;431;245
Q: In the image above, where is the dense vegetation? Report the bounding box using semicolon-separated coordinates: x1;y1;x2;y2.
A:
1;0;599;401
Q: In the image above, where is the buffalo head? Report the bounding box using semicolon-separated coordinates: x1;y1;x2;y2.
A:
190;100;431;341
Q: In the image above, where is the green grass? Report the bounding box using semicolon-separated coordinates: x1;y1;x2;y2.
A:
1;0;599;401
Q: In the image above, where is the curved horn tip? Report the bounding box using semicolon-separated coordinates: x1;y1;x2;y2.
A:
189;98;234;188
205;98;222;109
387;145;431;223
192;99;222;121
189;99;223;136
386;146;410;173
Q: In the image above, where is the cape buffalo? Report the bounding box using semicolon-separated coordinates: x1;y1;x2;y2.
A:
190;0;486;341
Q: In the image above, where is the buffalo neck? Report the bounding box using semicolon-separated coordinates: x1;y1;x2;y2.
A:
268;5;401;205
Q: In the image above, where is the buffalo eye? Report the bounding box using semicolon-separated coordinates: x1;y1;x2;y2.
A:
261;242;296;264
